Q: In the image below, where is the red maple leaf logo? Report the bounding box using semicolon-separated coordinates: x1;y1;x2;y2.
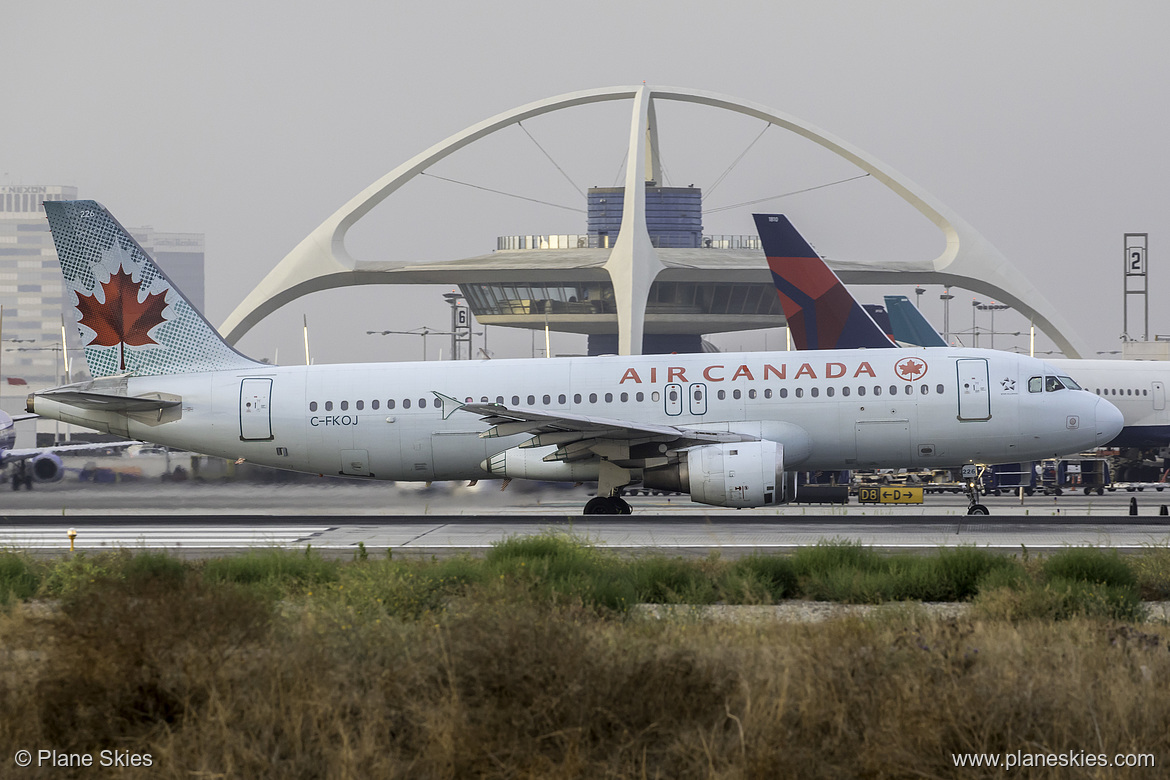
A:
75;267;169;371
895;358;927;381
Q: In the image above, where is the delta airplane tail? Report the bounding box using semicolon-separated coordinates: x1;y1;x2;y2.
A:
43;200;258;378
753;213;895;351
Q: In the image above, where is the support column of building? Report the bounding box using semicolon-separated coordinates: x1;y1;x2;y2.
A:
604;87;666;356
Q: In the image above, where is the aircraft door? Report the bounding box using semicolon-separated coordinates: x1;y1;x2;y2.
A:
665;383;683;416
240;378;273;441
689;382;708;415
956;358;991;421
1154;381;1165;411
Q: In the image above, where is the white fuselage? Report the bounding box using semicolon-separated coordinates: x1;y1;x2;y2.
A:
1048;359;1170;449
31;347;1121;485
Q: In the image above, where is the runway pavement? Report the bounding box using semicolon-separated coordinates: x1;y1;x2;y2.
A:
4;480;1170;554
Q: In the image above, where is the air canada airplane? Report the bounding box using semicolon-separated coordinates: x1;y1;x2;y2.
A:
758;213;1170;454
26;201;1121;514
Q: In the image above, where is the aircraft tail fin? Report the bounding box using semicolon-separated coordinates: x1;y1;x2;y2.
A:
884;295;948;347
753;213;894;350
43;200;259;378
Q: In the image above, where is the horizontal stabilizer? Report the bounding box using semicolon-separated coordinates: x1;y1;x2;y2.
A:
31;390;182;413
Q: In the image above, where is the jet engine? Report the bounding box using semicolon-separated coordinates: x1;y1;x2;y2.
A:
29;453;64;483
643;441;791;508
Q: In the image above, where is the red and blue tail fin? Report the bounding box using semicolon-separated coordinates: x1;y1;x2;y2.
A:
753;213;894;350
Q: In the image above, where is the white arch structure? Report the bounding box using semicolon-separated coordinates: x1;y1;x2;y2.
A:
220;85;1085;358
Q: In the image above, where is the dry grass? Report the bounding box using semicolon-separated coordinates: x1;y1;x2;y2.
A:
2;543;1169;777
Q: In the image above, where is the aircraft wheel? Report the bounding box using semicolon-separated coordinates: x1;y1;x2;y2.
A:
584;496;620;515
967;504;990;516
613;496;632;515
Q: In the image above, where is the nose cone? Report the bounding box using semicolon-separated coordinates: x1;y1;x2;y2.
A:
1095;396;1124;445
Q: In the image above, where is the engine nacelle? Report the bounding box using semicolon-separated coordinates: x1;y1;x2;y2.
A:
643;441;790;508
481;448;600;482
30;452;64;483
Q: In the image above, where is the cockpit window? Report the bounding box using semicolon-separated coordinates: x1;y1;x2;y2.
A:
1028;377;1043;393
1045;376;1065;392
1058;375;1082;390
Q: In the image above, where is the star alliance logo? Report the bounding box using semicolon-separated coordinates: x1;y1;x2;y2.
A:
1001;377;1017;393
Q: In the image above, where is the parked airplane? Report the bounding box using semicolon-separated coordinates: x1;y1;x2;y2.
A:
0;409;130;489
760;214;1169;454
25;202;1120;514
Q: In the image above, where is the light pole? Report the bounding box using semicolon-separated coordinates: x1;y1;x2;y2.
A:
914;286;925;310
939;288;953;344
971;300;981;348
976;302;1009;350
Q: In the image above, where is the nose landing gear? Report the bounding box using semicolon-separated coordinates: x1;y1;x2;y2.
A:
963;464;990;515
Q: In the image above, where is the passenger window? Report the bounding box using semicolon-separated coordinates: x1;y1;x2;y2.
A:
542;394;550;405
857;386;866;397
748;389;757;399
496;395;504;404
890;385;898;396
325;401;333;411
589;393;597;403
480;396;489;403
605;392;613;402
873;386;882;396
340;401;349;411
905;385;913;395
779;388;788;399
356;400;364;410
387;399;395;409
733;389;742;400
1028;376;1043;393
372;400;379;410
418;398;427;408
310;401;318;412
512;395;520;405
842;386;850;397
764;388;773;399
558;394;567;404
574;393;582;404
920;385;928;395
527;395;535;405
620;392;628;402
403;398;411;409
668;388;678;402
826;387;834;397
433;399;441;408
810;387;819;398
935;384;944;394
717;389;726;400
652;391;661;402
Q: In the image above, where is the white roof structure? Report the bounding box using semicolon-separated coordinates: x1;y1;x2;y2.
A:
219;85;1085;358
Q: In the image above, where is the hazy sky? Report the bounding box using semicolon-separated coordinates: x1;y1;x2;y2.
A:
6;1;1168;364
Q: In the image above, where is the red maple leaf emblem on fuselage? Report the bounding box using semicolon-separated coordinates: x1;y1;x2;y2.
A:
75;267;169;371
895;358;927;381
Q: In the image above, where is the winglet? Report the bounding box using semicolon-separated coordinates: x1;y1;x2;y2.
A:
432;391;466;421
753;213;894;350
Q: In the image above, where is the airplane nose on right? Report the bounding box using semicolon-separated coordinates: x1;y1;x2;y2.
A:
1094;396;1124;445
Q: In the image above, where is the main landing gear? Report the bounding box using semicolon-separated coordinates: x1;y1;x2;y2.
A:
10;461;33;491
583;494;632;515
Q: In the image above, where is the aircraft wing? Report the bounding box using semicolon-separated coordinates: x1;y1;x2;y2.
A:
435;392;757;462
1;439;140;465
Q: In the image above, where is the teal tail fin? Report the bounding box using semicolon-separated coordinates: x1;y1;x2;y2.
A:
43;200;259;377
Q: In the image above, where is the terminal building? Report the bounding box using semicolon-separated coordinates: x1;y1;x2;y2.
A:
220;85;1089;361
